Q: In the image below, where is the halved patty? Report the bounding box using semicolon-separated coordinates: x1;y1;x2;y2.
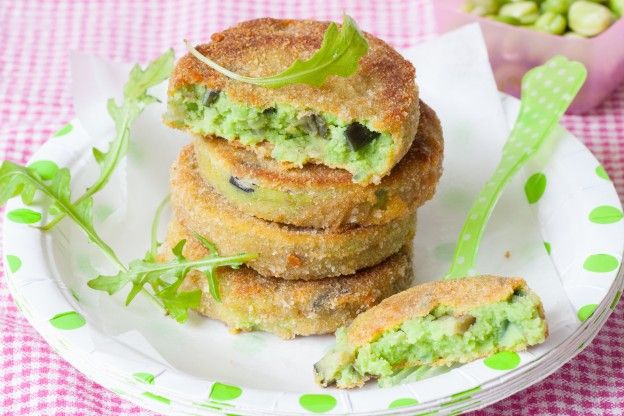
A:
171;145;415;280
344;276;546;348
193;101;443;229
165;18;419;184
162;219;414;339
314;276;548;388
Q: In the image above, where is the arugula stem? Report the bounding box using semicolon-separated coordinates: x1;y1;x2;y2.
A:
186;39;353;86
140;287;164;308
146;252;257;274
42;113;132;231
183;15;368;89
5;170;126;270
150;194;170;258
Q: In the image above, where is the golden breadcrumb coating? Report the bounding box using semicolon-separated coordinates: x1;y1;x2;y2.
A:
160;219;414;339
170;145;416;279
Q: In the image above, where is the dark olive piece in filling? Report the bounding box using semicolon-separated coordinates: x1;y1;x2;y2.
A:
202;90;220;107
345;122;380;151
263;107;277;115
298;113;329;138
229;176;255;193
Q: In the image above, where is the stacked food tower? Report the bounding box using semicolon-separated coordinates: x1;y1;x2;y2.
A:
161;18;443;339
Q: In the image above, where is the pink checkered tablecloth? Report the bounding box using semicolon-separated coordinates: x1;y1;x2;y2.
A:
1;1;623;415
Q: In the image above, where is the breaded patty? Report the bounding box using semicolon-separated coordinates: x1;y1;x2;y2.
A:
166;18;419;183
171;145;415;279
344;276;545;347
314;276;548;388
193;101;443;229
162;219;414;339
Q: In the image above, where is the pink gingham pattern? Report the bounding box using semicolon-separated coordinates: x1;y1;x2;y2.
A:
1;1;623;415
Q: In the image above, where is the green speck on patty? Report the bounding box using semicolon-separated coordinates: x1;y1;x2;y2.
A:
167;85;393;183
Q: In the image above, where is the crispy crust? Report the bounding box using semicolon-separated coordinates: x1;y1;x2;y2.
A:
170;145;416;279
168;18;419;180
193;101;443;229
162;219;414;339
346;276;545;347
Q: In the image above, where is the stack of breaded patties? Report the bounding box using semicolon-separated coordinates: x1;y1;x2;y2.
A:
162;18;444;339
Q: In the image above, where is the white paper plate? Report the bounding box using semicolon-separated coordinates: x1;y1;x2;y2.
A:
3;89;623;416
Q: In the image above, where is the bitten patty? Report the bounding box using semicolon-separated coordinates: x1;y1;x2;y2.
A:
170;145;416;280
166;18;419;184
161;219;414;339
193;101;443;229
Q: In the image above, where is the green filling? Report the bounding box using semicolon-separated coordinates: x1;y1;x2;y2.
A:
167;86;393;182
315;291;546;388
196;143;315;209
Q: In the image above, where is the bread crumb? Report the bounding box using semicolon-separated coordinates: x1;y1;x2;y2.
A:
287;253;303;268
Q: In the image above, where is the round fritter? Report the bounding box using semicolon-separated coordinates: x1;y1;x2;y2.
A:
162;219;414;339
167;18;419;183
193;101;443;229
170;145;416;280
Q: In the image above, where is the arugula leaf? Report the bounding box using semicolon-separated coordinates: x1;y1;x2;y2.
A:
43;49;175;231
185;15;368;88
87;241;256;322
0;49;257;324
193;232;221;301
159;285;201;323
193;232;218;255
0;161;125;269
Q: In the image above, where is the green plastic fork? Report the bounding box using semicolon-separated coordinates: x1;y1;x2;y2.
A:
446;56;587;280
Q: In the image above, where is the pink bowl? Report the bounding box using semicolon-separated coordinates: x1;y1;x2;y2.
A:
433;0;624;113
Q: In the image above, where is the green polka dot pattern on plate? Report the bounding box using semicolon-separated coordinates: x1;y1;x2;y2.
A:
299;394;337;413
28;160;59;180
134;372;155;384
483;351;520;370
209;382;242;401
595;165;610;180
543;241;551;255
524;173;546;204
53;123;73;137
49;311;86;330
583;254;619;273
6;255;22;273
611;291;622;310
7;208;41;224
577;304;598;322
142;391;170;404
388;398;418;409
589;205;623;224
